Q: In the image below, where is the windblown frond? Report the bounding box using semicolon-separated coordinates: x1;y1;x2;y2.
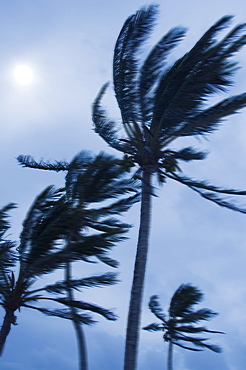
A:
92;83;131;153
176;93;246;137
140;27;187;122
66;151;139;204
0;242;16;277
0;204;17;237
142;322;163;332
167;173;246;195
169;284;203;318
42;273;119;294
190;187;246;213
113;4;158;124
165;172;246;213
52;298;117;321
65;150;93;202
172;147;207;161
17;155;69;171
148;295;166;321
23;305;96;325
18;186;65;261
176;308;218;323
0;204;17;278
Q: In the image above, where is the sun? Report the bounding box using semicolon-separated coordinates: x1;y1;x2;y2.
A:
13;65;34;85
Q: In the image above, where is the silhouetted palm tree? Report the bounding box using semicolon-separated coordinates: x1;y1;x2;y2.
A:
92;5;246;369
61;151;138;370
0;189;117;355
143;284;223;370
15;151;138;370
1;152;138;370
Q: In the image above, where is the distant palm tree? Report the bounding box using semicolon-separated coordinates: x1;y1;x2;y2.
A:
143;284;223;370
1;152;138;370
92;5;246;369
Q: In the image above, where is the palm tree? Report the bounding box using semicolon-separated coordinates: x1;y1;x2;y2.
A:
61;150;138;370
143;284;223;370
0;189;118;356
92;5;246;369
0;152;138;368
16;151;138;370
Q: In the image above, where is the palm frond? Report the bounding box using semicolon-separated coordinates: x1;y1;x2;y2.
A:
25;222;127;277
194;342;222;353
174;334;222;352
92;83;130;153
113;4;158;124
169;284;203;318
142;322;163;332
23;305;96;325
0;204;17;278
160;148;207;173
19;186;64;256
171;341;202;351
52;298;117;321
166;172;246;213
140;27;186;122
66;152;139;204
176;93;246;137
40;273;119;294
153;15;246;138
96;254;119;268
171;147;207;161
85;216;131;233
0;203;17;238
176;325;224;334
0;242;17;277
191;187;246;213
93;193;140;217
166;172;246;195
65;150;93;202
18;186;66;269
148;295;166;321
176;308;218;323
17;155;69;171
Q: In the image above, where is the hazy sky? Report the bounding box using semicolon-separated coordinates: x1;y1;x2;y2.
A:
1;1;246;369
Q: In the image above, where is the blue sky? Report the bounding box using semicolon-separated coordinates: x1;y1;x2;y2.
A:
1;0;246;369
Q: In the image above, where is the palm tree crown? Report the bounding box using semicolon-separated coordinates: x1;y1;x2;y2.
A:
143;284;223;370
93;4;246;210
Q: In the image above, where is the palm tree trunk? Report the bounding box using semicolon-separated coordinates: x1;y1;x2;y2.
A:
65;260;88;370
124;170;152;370
167;341;173;370
0;310;15;356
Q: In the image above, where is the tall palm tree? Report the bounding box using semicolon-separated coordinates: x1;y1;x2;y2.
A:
92;5;246;369
16;150;138;370
143;284;223;370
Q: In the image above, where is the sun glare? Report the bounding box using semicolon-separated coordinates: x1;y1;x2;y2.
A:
13;65;34;85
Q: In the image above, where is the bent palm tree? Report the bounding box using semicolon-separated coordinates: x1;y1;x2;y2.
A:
143;284;223;370
16;151;138;370
0;152;138;367
62;151;138;370
92;5;246;369
0;189;119;356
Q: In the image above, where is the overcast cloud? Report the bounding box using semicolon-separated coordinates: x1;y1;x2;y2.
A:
1;1;246;369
